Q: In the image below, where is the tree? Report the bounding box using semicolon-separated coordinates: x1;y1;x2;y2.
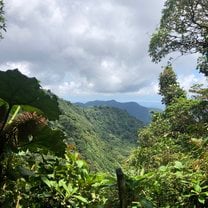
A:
0;0;6;39
190;84;208;101
0;69;60;124
149;0;208;76
159;66;186;105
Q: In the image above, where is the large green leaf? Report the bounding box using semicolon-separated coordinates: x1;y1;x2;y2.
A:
0;69;60;120
22;125;66;157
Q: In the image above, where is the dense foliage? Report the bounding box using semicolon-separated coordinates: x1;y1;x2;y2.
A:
0;70;120;207
0;69;60;121
1;68;207;207
1;0;208;207
0;149;117;207
159;66;186;105
124;67;208;207
56;100;143;172
0;70;61;158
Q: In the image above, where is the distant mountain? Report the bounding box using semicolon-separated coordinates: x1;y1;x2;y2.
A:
75;100;157;124
55;99;143;172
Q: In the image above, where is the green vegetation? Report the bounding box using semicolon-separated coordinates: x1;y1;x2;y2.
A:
0;0;208;207
0;70;117;207
1;67;207;208
0;69;141;207
0;69;60;121
76;100;151;124
0;149;116;207
57;100;143;172
123;66;208;207
159;66;186;105
0;69;62;157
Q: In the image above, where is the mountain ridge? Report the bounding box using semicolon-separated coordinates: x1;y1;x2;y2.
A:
75;100;161;124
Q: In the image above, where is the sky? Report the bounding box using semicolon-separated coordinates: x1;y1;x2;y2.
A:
0;0;207;108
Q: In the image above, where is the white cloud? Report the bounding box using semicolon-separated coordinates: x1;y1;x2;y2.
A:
136;82;159;96
178;74;208;92
0;0;205;104
0;61;32;76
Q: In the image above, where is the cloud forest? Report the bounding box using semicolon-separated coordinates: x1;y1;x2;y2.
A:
0;0;208;207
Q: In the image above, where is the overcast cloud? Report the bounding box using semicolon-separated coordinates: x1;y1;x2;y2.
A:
0;0;206;106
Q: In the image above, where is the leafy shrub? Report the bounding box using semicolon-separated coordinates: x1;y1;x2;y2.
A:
125;161;208;208
0;149;116;207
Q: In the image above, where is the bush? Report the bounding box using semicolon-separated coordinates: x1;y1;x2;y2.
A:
0;149;116;207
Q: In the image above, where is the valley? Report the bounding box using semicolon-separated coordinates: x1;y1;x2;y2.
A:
56;99;144;172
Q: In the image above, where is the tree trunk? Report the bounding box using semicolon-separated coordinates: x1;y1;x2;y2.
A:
116;168;127;208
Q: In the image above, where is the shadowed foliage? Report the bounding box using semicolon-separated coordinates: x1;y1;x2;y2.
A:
0;69;60;121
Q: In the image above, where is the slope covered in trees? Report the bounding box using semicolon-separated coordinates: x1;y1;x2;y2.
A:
56;99;143;172
0;69;143;207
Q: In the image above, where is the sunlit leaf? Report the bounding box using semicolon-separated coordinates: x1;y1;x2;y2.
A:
194;184;202;193
198;196;205;204
73;195;88;204
174;161;183;170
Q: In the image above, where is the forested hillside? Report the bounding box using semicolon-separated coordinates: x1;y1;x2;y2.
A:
56;99;143;172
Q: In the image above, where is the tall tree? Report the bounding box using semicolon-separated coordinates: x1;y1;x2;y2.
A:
0;0;5;39
149;0;208;76
159;66;186;105
0;69;60;123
